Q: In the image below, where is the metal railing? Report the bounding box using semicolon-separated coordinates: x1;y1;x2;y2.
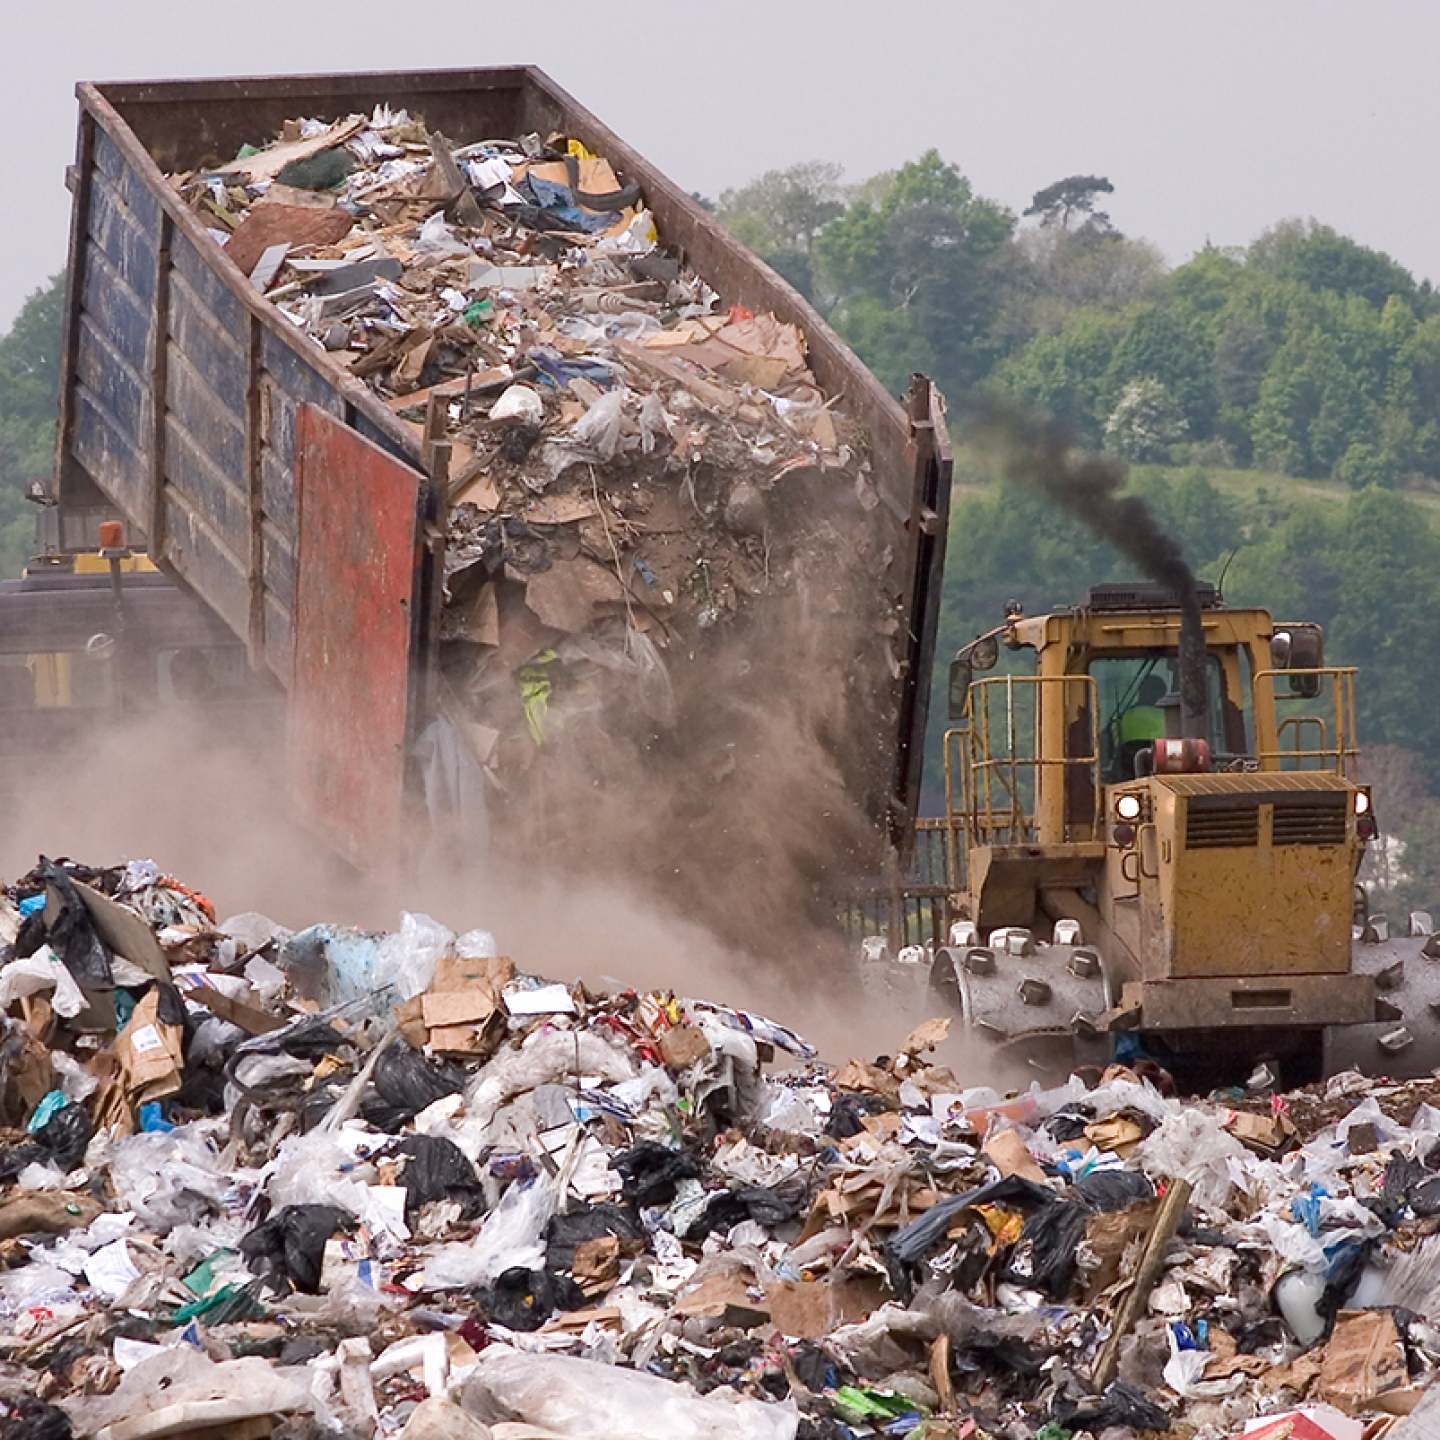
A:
1257;667;1359;778
837;819;955;952
948;674;1101;845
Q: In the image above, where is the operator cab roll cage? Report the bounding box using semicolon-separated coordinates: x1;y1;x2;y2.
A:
943;597;1358;854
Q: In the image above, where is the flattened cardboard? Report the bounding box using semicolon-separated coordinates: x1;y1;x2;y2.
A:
1319;1311;1407;1414
70;880;171;980
421;990;496;1028
115;990;184;1104
765;1276;884;1339
983;1128;1047;1183
674;1272;769;1329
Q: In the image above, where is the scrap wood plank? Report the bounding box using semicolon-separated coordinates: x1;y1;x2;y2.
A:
1089;1177;1192;1391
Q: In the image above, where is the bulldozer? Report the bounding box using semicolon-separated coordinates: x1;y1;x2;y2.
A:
927;579;1437;1083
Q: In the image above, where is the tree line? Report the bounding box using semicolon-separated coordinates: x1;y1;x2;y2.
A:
0;275;61;577
717;158;1440;489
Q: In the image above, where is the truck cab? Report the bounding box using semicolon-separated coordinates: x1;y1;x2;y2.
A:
0;523;282;800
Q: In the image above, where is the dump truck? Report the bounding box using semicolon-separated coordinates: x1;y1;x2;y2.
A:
43;66;952;885
923;581;1436;1083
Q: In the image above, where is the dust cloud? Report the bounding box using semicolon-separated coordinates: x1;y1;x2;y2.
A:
1;690;960;1071
3;451;990;1070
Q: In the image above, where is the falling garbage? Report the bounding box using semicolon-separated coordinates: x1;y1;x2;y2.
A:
153;100;908;895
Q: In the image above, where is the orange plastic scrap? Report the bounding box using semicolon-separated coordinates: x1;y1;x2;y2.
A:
160;876;217;923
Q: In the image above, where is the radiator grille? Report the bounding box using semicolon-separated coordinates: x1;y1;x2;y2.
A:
1185;805;1259;849
1273;796;1347;846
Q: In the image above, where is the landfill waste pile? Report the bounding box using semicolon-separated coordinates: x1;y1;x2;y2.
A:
170;109;891;870
9;858;1440;1439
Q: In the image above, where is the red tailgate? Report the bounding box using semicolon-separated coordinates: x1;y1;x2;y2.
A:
291;404;426;867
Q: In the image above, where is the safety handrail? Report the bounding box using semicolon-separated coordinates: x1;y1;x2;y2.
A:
946;674;1101;849
1256;667;1358;778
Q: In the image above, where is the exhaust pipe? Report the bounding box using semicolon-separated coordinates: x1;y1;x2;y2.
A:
1178;593;1208;742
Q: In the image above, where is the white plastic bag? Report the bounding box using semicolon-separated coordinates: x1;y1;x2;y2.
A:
490;384;544;427
463;1344;798;1440
639;392;672;454
572;389;626;462
0;947;85;1018
1138;1107;1248;1211
418;1178;555;1290
374;912;454;999
465;1029;637;1135
416;212;473;257
267;1130;376;1216
49;1050;97;1102
456;929;498;960
1164;1325;1244;1398
107;1127;230;1234
222;912;291;953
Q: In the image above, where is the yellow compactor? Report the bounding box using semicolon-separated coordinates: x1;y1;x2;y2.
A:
930;581;1432;1081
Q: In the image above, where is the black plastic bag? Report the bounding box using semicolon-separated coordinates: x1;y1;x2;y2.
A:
693;1184;800;1239
825;1094;889;1140
240;1203;353;1294
888;1174;1055;1273
789;1341;852;1393
29;862;111;988
1004;1198;1094;1299
1376;1154;1440;1220
1042;1105;1094;1142
1054;1379;1170;1431
481;1266;585;1331
34;1103;93;1173
372;1043;465;1119
1412;1176;1440;1217
611;1141;701;1207
0;1398;72;1440
0;1142;47;1182
1073;1168;1154;1212
545;1202;644;1271
386;1136;486;1219
1318;1237;1375;1325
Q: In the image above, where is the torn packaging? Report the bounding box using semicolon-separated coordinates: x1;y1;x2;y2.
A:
115;988;185;1105
1319;1311;1408;1414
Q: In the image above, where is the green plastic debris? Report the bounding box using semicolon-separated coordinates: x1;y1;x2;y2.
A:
518;651;559;745
170;1281;263;1324
275;149;353;192
182;1249;237;1298
833;1387;924;1426
464;299;494;328
234;143;261;161
1034;1425;1071;1440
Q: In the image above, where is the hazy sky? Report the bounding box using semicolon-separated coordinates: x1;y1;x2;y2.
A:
2;0;1437;327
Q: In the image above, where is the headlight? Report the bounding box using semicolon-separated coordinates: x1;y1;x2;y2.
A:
1115;793;1142;822
1355;791;1371;816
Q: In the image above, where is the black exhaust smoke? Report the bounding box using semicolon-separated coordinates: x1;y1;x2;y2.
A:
971;402;1208;740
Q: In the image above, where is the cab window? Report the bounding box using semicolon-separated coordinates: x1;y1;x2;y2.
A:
1092;653;1229;782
